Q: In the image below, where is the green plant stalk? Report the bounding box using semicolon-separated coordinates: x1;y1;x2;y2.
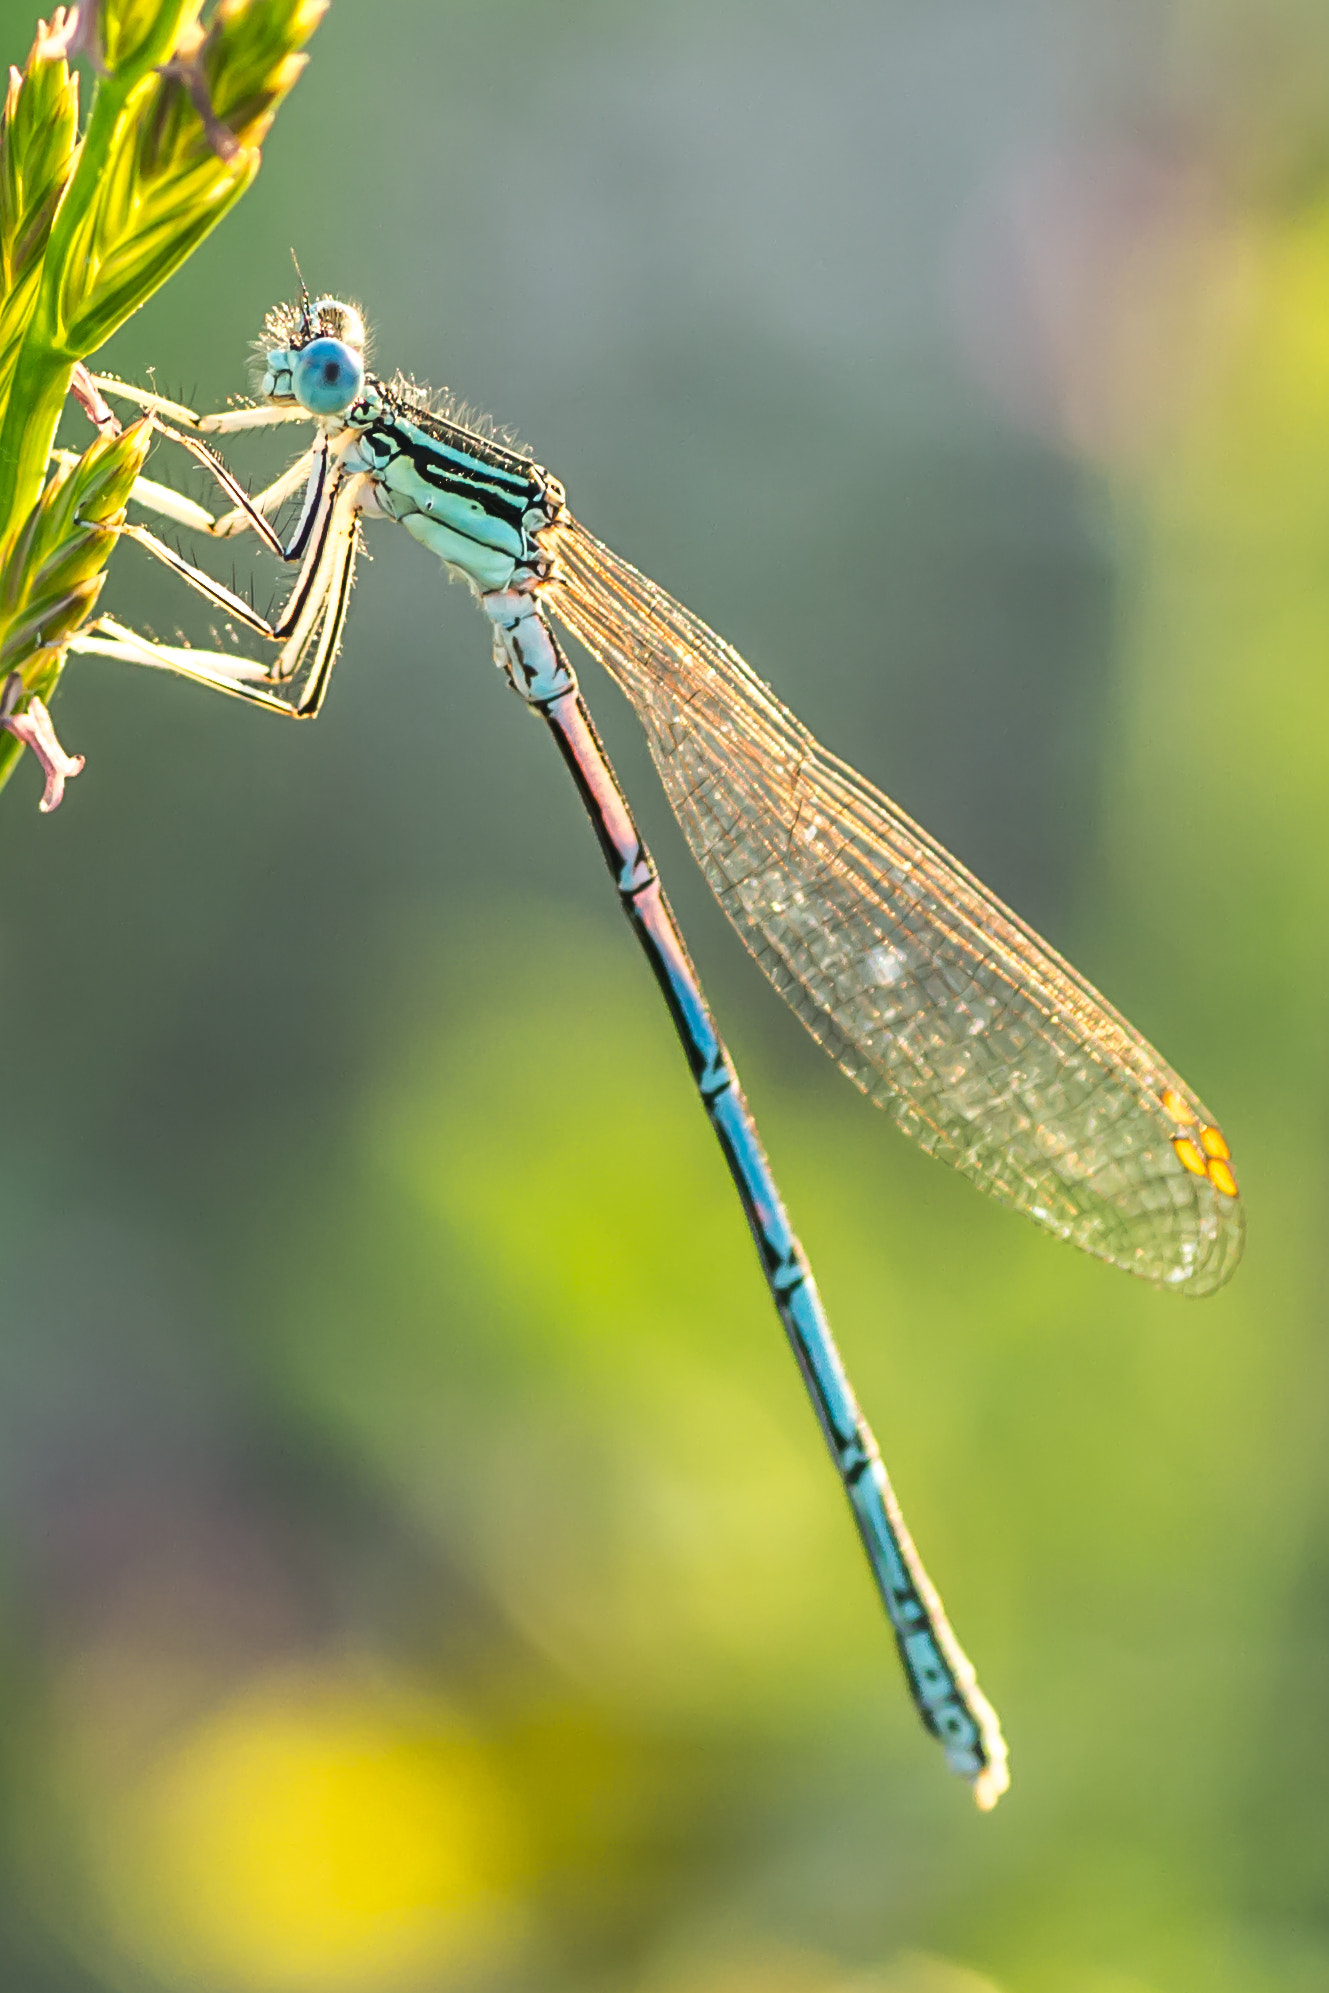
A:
0;2;285;548
0;75;162;554
0;0;325;806
0;21;80;418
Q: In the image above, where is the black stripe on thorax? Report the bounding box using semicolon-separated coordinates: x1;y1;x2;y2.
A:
362;435;548;546
347;378;568;541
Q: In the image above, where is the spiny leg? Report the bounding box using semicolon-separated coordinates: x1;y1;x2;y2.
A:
233;471;363;712
145;414;339;563
61;371;345;700
51;444;316;542
68;499;355;718
201;450;318;542
80;374;325;551
109;452;348;653
117;521;287;638
49;431;331;661
88;373;310;436
69;473;367;717
139;445;315;544
284;494;361;717
67;618;304;716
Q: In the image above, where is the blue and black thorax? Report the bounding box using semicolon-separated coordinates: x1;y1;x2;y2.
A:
338;377;566;593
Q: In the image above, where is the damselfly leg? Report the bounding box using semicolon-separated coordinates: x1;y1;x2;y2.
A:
66;378;362;717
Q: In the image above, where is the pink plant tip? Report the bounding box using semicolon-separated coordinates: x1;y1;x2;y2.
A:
35;6;80;64
0;674;85;811
69;362;120;436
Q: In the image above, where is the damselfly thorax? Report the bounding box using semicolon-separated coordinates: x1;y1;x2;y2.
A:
335;386;568;590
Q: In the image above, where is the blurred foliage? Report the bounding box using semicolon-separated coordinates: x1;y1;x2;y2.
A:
0;1;1328;1990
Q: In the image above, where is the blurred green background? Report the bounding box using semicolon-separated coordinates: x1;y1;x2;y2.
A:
1;1;1328;1987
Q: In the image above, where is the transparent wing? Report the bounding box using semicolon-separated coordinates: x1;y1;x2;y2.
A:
547;520;1243;1296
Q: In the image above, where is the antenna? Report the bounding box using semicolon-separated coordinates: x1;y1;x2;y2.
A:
290;248;311;332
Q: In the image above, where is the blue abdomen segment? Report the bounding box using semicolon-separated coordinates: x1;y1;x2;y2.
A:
483;584;1010;1809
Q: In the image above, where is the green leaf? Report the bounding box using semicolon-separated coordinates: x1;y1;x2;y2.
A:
0;417;151;680
0;16;79;421
98;0;201;82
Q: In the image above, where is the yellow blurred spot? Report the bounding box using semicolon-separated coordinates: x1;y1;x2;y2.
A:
90;1668;523;1993
1172;1136;1208;1177
1199;1123;1231;1161
1208;1158;1239;1199
1160;1088;1195;1125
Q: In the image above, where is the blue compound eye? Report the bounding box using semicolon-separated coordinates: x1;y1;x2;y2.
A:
292;336;364;415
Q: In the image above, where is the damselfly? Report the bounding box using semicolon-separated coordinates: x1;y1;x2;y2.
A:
71;293;1244;1809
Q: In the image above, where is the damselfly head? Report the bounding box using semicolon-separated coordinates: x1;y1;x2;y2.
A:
262;293;366;355
257;294;368;415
